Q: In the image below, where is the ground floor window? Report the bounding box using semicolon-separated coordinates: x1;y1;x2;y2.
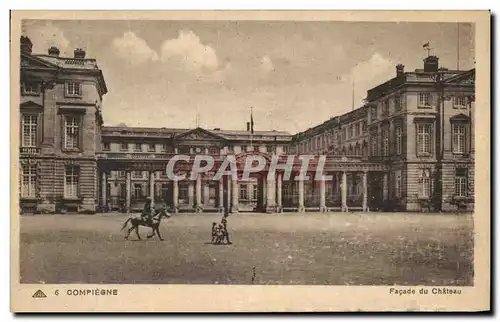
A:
394;171;402;198
178;182;189;204
21;164;37;198
239;184;248;201
418;169;431;199
133;183;144;200
64;166;79;198
252;184;258;201
455;168;468;197
209;182;217;199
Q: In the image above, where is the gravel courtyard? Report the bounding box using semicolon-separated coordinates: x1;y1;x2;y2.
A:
19;212;474;285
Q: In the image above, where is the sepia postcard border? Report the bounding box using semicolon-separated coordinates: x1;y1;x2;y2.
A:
10;10;491;312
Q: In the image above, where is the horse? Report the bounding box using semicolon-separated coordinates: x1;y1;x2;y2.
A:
120;208;172;241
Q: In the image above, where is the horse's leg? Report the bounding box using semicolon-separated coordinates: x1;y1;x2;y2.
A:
125;225;134;240
147;225;155;238
156;226;163;241
135;225;141;240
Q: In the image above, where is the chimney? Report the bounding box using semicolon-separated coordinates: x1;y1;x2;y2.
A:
246;122;250;132
423;55;439;73
74;48;86;59
20;36;33;54
48;46;60;57
396;64;405;77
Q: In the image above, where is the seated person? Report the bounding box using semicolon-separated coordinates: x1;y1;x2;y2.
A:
141;197;154;225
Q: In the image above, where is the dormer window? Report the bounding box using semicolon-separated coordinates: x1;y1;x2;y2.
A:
66;81;82;97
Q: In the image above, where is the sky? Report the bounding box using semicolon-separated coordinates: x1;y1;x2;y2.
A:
22;20;475;134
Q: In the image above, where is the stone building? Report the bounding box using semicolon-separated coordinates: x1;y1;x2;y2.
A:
18;35;474;214
19;36;107;213
291;56;475;212
98;126;292;213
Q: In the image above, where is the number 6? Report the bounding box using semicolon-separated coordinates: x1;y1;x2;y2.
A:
55;290;59;296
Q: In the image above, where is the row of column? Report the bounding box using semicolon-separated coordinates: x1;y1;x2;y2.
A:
310;171;368;212
101;170;385;213
101;170;238;213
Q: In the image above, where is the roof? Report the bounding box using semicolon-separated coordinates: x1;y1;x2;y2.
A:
21;50;108;96
33;54;101;71
101;126;292;142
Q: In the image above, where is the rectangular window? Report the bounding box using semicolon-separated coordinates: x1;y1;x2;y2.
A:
148;144;155;152
282;145;288;153
21;114;38;147
134;143;142;152
454;96;467;108
395;95;402;111
371;106;377;120
240;145;247;153
239;184;248;201
133;171;142;179
416;123;432;155
452;123;466;154
120;142;128;151
419;170;431;199
21;164;37;198
21;82;40;95
418;93;430;107
383;129;389;156
156;183;167;198
395;126;402;155
355;123;360;137
252;184;258;201
371;133;378;156
455;168;468;197
64;166;79;198
66;81;82;97
178;183;188;203
102;142;110;151
118;171;125;178
394;171;402;198
133;183;143;199
383;101;389;115
64;115;80;150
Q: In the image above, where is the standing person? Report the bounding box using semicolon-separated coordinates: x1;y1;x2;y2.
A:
221;210;232;245
211;222;218;244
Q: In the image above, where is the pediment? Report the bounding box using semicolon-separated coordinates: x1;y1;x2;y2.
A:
450;113;470;122
20;100;43;109
175;127;225;141
445;69;475;85
20;53;59;69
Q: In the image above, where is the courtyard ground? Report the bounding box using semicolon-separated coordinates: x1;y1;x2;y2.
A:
19;212;474;285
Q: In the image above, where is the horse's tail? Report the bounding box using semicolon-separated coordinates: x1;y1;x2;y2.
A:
120;217;131;231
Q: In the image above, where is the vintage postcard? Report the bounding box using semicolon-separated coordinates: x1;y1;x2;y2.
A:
10;10;490;312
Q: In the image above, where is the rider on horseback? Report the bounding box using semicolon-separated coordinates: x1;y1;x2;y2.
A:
141;197;154;226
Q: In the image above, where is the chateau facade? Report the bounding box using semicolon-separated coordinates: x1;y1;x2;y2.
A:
18;36;475;214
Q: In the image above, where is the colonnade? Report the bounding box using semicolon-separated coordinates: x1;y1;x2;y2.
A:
100;169;384;213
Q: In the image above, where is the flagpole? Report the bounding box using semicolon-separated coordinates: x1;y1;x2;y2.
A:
457;23;460;70
250;107;253;150
351;79;355;111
